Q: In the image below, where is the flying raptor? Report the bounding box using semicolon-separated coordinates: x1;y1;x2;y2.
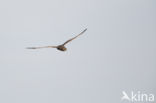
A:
27;28;87;51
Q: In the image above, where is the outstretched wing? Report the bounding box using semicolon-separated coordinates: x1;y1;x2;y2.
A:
62;28;87;46
26;46;57;49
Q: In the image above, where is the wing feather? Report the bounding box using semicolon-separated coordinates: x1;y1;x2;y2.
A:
26;46;57;49
62;28;87;46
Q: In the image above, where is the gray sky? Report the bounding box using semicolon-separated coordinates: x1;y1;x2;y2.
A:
0;0;155;103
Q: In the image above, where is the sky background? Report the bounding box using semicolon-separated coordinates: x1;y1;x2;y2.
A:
0;0;155;103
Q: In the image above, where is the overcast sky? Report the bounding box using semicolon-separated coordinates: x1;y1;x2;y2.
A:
0;0;155;103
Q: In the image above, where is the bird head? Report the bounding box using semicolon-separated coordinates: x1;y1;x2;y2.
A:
62;47;67;51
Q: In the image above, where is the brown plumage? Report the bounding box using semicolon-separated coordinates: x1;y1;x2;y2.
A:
27;28;87;51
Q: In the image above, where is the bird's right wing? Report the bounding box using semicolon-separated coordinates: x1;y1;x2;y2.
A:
26;46;57;49
62;28;87;46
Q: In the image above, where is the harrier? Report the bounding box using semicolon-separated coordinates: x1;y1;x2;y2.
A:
27;28;87;51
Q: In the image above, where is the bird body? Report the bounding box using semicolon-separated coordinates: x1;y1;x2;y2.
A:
57;45;67;51
27;28;87;51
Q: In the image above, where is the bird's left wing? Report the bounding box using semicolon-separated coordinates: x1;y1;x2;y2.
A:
26;46;57;49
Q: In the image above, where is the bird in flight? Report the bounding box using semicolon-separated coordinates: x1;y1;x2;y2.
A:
27;28;87;51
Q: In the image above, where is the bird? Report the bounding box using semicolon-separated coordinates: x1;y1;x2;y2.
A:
26;28;87;51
